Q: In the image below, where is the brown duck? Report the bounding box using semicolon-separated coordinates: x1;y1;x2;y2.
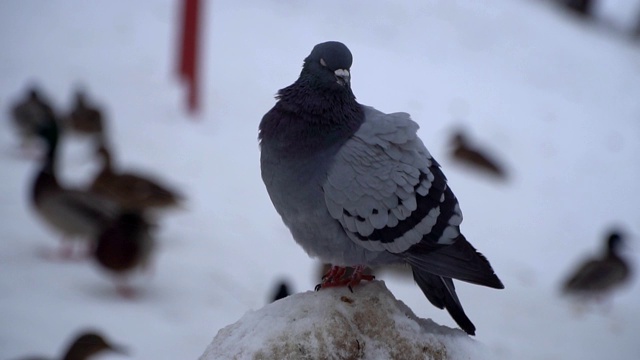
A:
563;231;632;299
11;87;57;147
94;211;155;297
32;117;118;259
449;130;507;179
89;140;184;211
66;90;104;136
17;330;127;360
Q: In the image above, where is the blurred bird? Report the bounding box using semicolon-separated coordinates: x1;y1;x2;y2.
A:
449;129;507;179
563;230;632;300
31;119;118;259
560;0;593;18
16;330;127;360
93;211;156;297
89;139;184;212
10;86;57;150
259;41;503;335
65;89;105;136
270;280;292;302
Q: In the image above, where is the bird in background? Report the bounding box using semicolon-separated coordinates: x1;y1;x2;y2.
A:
259;41;503;335
89;136;184;213
562;230;632;302
16;330;127;360
65;89;105;137
448;129;507;180
270;280;292;302
10;86;57;152
93;210;156;298
31;115;119;260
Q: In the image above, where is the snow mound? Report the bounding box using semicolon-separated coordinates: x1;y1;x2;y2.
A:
200;281;485;360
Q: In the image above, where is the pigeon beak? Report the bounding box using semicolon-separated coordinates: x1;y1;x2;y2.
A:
334;69;350;87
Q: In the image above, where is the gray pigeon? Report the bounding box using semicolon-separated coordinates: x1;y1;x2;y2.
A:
259;41;503;335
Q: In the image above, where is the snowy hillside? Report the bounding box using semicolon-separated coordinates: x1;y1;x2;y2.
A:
1;0;639;359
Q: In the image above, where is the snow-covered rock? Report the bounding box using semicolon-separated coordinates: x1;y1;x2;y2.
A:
200;281;485;360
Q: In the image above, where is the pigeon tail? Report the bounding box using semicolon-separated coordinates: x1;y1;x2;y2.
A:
412;268;476;335
405;234;504;289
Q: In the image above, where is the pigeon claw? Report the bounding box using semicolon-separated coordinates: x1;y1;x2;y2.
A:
316;265;374;291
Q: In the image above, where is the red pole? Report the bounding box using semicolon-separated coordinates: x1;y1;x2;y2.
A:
178;0;201;114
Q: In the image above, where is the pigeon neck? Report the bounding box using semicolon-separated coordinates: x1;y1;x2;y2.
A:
266;81;365;156
278;73;360;117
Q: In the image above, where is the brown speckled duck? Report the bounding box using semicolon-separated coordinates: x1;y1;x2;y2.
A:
17;330;127;360
66;90;104;136
449;129;507;179
10;87;57;148
32;119;118;259
563;231;632;300
93;211;156;297
89;139;184;211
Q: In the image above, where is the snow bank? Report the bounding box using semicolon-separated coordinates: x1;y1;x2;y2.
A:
200;281;484;360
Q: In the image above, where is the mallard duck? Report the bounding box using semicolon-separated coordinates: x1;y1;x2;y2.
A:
31;119;118;259
66;90;104;136
93;211;155;297
17;330;127;360
10;87;57;148
89;140;184;211
563;231;632;299
449;129;507;179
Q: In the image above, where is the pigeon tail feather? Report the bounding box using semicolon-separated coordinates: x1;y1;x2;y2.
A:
405;234;504;289
412;268;476;335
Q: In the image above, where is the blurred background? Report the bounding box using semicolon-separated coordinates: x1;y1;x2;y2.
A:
1;0;639;359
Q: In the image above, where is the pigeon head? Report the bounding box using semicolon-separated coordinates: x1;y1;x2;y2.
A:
302;41;353;89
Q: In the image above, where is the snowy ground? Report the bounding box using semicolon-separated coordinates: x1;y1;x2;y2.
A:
1;0;639;359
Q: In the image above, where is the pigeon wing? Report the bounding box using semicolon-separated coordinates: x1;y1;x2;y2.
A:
323;106;463;254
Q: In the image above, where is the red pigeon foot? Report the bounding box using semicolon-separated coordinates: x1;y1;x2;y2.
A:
315;265;375;291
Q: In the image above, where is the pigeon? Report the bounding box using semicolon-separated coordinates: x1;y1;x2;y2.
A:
17;330;127;360
259;41;504;335
563;230;631;299
449;129;507;179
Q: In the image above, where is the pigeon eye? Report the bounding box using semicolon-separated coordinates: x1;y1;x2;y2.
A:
320;58;327;67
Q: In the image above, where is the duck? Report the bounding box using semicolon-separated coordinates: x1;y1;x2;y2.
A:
269;280;292;302
449;129;507;179
65;89;105;136
17;330;127;360
93;210;156;297
10;87;57;149
562;231;632;300
89;138;184;212
31;118;119;259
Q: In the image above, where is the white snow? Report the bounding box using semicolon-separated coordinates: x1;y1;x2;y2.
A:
1;0;639;359
200;281;485;360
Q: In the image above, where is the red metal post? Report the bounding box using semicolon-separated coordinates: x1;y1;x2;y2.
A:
178;0;201;114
